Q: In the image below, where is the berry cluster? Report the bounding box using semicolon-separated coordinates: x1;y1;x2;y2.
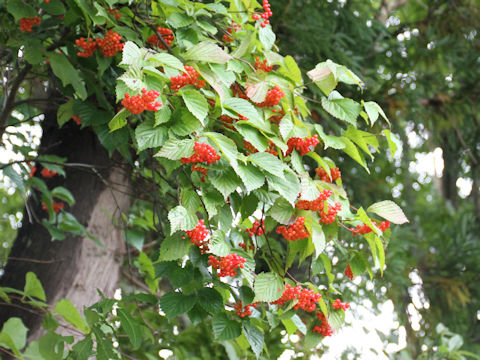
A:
243;140;278;156
296;190;333;211
75;31;124;58
147;27;174;49
41;168;57;178
72;115;82;125
181;142;221;166
208;254;246;277
332;299;350;311
220;114;246;130
186;219;209;253
171;66;206;92
246;219;265;237
97;30;124;57
191;164;208;182
255;56;273;72
234;301;258;317
42;202;64;214
238;242;255;250
20;17;41;32
350;220;390;235
121;89;162;114
345;264;354;280
223;22;241;42
316;167;341;183
276;216;310;241
252;0;273;27
319;202;342;225
231;83;249;100
286;135;319;156
271;284;321;312
256;86;284;107
313;313;333;337
107;9;121;19
269;109;284;124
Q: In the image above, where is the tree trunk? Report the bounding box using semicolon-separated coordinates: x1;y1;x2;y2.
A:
0;107;130;344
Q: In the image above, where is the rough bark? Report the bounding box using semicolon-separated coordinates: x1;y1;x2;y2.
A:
0;107;131;343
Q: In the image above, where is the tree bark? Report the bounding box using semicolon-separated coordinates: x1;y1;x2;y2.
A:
0;107;131;344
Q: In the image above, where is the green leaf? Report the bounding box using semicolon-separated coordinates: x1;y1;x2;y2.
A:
282;56;302;84
253;272;283;303
304;331;323;349
210;230;230;256
138;252;158;293
71;337;94;360
237;164;265;192
268;197;296;225
184;41;232;64
197;288;224;314
223;97;263;123
0;317;28;352
248;152;285;179
3;165;26;194
311;222;326;259
108;108;128;132
383;129;402;159
24;272;46;301
7;0;36;20
168;12;194;28
212;314;241;340
148;53;184;71
210;168;242;199
120;41;143;66
344;126;375;160
235;124;268;152
266;172;300;205
159;233;191;261
55;299;89;333
204;132;239;168
357;207;380;236
299;173;320;200
314;124;345;150
135;120;168;151
259;25;276;50
340;137;368;172
160;292;197;319
182;90;208;124
57;99;75;128
155;105;172;126
364;101;389;125
155;138;195;160
168;205;197;234
57;212;86;236
41;0;66;15
172;108;202;136
243;322;264;358
51;187;75;206
117;309;142;350
49;53;87;100
367;200;409;224
181;189;201;213
321;91;361;126
307;65;337;95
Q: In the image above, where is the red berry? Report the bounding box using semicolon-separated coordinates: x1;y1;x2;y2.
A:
345;264;354;280
147;27;174;49
186;219;209;253
208;254;246;277
255;86;284;107
276;217;310;242
170;66;206;92
332;298;350;311
20;17;41;32
285;135;319;156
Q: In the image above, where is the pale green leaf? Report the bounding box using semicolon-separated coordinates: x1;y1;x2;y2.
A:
367;200;409;224
253;272;283;303
55;299;89;333
184;41;232;64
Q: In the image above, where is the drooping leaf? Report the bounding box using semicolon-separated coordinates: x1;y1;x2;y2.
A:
367;200;409;224
253;272;283;303
55;299;89;333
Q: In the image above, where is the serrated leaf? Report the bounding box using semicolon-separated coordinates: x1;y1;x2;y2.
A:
212;314;241;340
279;115;294;140
282;56;302;84
209;230;230;256
57;99;75;128
3;166;25;194
135;120;168;151
237;164;265;192
24;272;46;301
258;25;275;50
160;292;197;319
364;101;389;125
159;233;191;261
49;53;87;100
223;97;262;123
204;132;239;168
210;168;242;199
182;90;208;124
147;53;184;71
55;299;89;333
198;288;224;314
168;206;197;234
117;309;142;350
0;317;28;352
108;108;128;131
266;172;300;205
168;12;194;28
383;130;402;159
184;41;232;64
314;124;345;150
243;322;264;358
155;105;172;126
307;65;337;95
248;152;285;179
155;138;195;160
340;137;368;172
253;272;283;303
181;189;201;213
321;91;361;126
71;337;94;360
268;197;296;225
235;124;268;152
367;200;408;224
7;0;36;21
311;222;326;259
304;331;323;349
120;41;143;66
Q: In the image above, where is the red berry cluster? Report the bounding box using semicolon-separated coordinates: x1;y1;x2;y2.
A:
316;167;341;183
121;88;162;114
286;135;319;156
243;140;278;157
231;83;249;100
238;242;255;250
76;37;97;57
269;109;284;124
234;300;258;317
271;284;321;312
208;254;246;277
147;27;174;49
246;219;264;237
256;86;284;107
332;298;350;311
97;30;124;57
72;115;82;125
255;56;273;72
345;264;354;280
276;216;310;241
181;142;221;167
41;168;57;178
42;202;65;214
20;17;41;32
191;164;208;182
313;313;333;337
107;9;121;19
223;21;241;42
220;114;246;130
296;190;333;211
350;220;390;235
170;66;206;92
319;202;342;225
252;0;273;27
186;219;209;253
